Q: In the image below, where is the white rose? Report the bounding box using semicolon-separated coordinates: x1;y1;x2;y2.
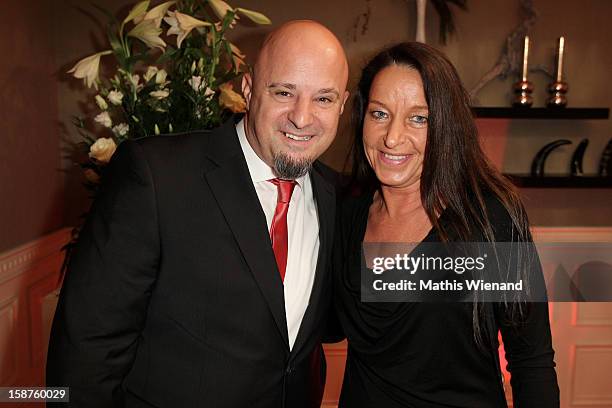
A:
88;137;117;163
94;111;112;128
112;123;129;137
95;95;108;110
108;90;124;105
155;69;168;85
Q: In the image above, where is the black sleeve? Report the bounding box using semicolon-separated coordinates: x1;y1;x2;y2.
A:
496;302;559;408
323;193;349;344
488;196;560;407
46;140;160;407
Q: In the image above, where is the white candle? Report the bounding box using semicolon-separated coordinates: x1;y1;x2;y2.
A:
522;36;530;81
557;36;565;82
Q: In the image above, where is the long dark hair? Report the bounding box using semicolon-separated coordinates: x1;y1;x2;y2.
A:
350;42;532;346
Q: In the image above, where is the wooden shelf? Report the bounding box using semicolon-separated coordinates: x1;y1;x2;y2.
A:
505;174;612;188
473;107;609;119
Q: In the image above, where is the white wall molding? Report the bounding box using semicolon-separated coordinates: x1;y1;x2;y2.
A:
532;227;612;243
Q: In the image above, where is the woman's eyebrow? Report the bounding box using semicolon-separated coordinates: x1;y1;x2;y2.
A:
369;99;387;108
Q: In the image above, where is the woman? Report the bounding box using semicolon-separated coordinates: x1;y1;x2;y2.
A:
334;42;560;407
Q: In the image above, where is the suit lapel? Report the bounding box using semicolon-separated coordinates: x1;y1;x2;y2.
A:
201;120;290;349
291;163;336;355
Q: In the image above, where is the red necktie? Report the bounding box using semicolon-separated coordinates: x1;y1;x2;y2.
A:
268;178;296;282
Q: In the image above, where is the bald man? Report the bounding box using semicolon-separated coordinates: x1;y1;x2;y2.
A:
47;20;349;408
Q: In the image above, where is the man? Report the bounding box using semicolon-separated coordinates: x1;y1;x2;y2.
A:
47;20;349;408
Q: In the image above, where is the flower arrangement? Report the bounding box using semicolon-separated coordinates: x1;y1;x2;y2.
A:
69;0;270;174
61;0;270;277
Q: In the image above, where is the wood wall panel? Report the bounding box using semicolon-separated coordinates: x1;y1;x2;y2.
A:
571;346;612;406
0;228;69;389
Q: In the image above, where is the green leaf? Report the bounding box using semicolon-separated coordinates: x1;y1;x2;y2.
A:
221;10;236;31
71;116;85;128
107;30;125;58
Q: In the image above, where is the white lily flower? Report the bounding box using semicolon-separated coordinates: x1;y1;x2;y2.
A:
95;95;108;110
94;111;113;128
123;1;150;25
135;1;175;27
235;8;271;25
128;19;166;51
150;89;170;99
164;11;211;48
208;0;233;20
154;124;161;135
67;50;113;89
108;90;124;105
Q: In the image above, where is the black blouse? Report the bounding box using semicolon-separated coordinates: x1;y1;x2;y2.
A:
333;190;560;408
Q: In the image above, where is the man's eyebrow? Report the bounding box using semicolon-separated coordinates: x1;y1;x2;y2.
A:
318;88;340;97
268;82;296;90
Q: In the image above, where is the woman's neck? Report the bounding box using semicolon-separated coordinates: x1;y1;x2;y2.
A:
366;180;433;243
376;181;425;219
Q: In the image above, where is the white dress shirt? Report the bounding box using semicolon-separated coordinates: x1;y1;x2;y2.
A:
236;119;320;350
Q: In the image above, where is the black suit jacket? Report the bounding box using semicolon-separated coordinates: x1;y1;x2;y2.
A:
46;118;336;408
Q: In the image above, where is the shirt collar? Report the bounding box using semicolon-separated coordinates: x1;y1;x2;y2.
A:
236;118;306;187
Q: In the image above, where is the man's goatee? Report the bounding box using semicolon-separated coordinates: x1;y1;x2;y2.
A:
273;152;313;179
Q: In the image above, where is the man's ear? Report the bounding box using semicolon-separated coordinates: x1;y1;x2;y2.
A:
340;90;350;115
242;73;253;110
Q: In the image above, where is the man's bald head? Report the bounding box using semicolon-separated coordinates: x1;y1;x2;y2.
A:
241;20;350;179
254;20;348;81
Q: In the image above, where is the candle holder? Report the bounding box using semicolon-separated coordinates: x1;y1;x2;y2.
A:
513;36;534;107
547;36;568;107
513;80;534;107
547;81;568;107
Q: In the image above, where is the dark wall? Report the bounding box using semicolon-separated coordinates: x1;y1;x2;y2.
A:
0;0;64;252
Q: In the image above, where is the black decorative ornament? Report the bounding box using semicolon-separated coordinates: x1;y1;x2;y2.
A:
531;139;572;176
598;138;612;177
570;139;589;176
